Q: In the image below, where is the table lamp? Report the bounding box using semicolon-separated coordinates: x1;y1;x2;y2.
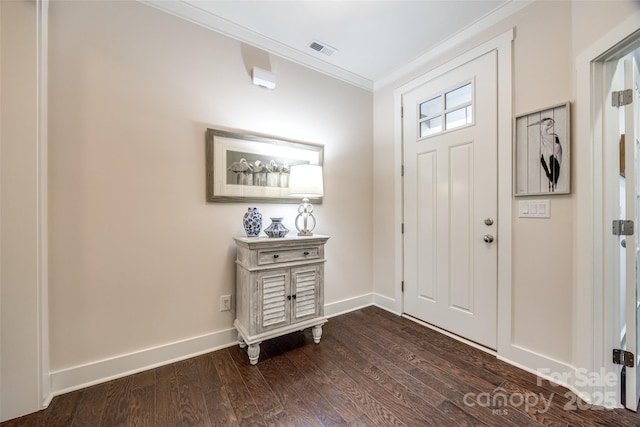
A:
289;164;323;236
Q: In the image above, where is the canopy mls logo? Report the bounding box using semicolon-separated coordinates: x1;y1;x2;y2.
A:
463;369;620;416
462;387;554;416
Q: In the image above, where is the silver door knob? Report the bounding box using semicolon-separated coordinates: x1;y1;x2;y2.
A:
483;234;494;243
484;218;494;226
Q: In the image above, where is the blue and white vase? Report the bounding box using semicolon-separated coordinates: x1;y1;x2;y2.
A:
264;217;289;238
243;207;262;237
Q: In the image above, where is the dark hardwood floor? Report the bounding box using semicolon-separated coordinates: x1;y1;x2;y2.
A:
3;306;640;426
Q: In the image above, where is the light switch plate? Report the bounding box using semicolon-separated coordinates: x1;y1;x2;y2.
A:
519;200;550;218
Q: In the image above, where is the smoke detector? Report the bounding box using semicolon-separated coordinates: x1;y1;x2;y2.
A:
308;40;337;57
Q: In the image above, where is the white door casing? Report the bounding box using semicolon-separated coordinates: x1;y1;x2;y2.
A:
622;56;640;411
605;56;627;408
403;50;498;349
603;54;640;411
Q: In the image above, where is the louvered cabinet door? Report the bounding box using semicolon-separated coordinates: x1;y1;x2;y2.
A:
291;264;322;322
256;268;290;333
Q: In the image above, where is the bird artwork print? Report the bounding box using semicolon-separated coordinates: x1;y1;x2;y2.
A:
528;117;562;192
227;158;253;184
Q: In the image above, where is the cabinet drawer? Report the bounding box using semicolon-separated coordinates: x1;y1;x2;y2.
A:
258;246;320;265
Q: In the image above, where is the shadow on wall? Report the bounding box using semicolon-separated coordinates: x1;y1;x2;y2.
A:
241;43;276;79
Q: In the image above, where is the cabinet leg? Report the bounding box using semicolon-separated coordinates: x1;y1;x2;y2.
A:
312;325;323;344
248;343;260;365
238;333;246;349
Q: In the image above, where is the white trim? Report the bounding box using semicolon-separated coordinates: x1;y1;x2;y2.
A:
373;292;401;315
495;30;514;361
140;0;530;92
499;343;573;382
496;352;608;407
50;294;380;396
36;0;50;409
324;293;374;317
46;293;581;409
0;0;3;421
139;0;373;91
394;28;514;363
394;30;514;96
401;315;588;408
375;1;531;91
575;10;640;404
393;92;405;317
50;327;239;396
324;293;402;317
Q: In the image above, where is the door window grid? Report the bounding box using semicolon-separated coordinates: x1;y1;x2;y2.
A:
419;82;473;138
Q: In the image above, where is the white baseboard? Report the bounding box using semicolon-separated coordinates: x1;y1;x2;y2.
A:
50;327;239;397
50;295;381;397
372;292;401;315
496;343;611;407
498;342;573;384
404;312;599;407
324;293;374;317
50;295;587;412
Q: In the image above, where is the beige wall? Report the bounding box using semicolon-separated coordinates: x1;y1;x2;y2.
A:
1;0;43;420
373;0;639;366
5;0;639;420
48;0;372;371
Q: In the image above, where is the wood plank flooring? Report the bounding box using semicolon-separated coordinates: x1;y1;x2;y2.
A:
3;306;640;426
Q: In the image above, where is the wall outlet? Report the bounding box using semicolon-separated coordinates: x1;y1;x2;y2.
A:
220;295;231;312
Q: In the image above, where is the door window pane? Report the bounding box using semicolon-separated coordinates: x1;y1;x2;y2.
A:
417;81;473;138
445;106;473;130
420;96;442;119
420;116;442;137
445;83;472;109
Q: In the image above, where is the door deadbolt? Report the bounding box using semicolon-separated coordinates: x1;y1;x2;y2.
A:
483;234;494;243
484;218;494;226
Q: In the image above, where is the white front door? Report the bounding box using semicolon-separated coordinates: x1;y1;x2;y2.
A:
403;50;498;349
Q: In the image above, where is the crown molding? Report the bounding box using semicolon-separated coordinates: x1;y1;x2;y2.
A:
139;0;374;91
373;0;533;91
140;0;532;93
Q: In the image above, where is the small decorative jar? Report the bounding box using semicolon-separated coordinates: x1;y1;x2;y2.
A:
264;217;289;238
243;207;262;237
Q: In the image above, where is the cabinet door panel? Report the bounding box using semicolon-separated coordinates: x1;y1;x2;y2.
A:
258;269;290;332
291;265;322;321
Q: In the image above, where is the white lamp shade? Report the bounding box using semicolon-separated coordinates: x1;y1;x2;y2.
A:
289;165;324;197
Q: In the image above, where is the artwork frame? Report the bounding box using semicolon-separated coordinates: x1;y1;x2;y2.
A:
514;102;571;196
205;128;324;203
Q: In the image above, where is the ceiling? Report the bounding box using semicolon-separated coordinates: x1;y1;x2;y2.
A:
144;0;530;90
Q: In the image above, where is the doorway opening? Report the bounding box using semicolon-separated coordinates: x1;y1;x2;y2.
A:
598;30;640;412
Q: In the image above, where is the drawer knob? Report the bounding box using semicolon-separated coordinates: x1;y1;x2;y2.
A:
273;254;280;259
303;251;310;255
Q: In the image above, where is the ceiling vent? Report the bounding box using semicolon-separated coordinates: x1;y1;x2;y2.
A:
309;40;337;57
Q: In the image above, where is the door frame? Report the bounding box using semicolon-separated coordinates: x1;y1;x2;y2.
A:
392;29;513;354
575;12;640;407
